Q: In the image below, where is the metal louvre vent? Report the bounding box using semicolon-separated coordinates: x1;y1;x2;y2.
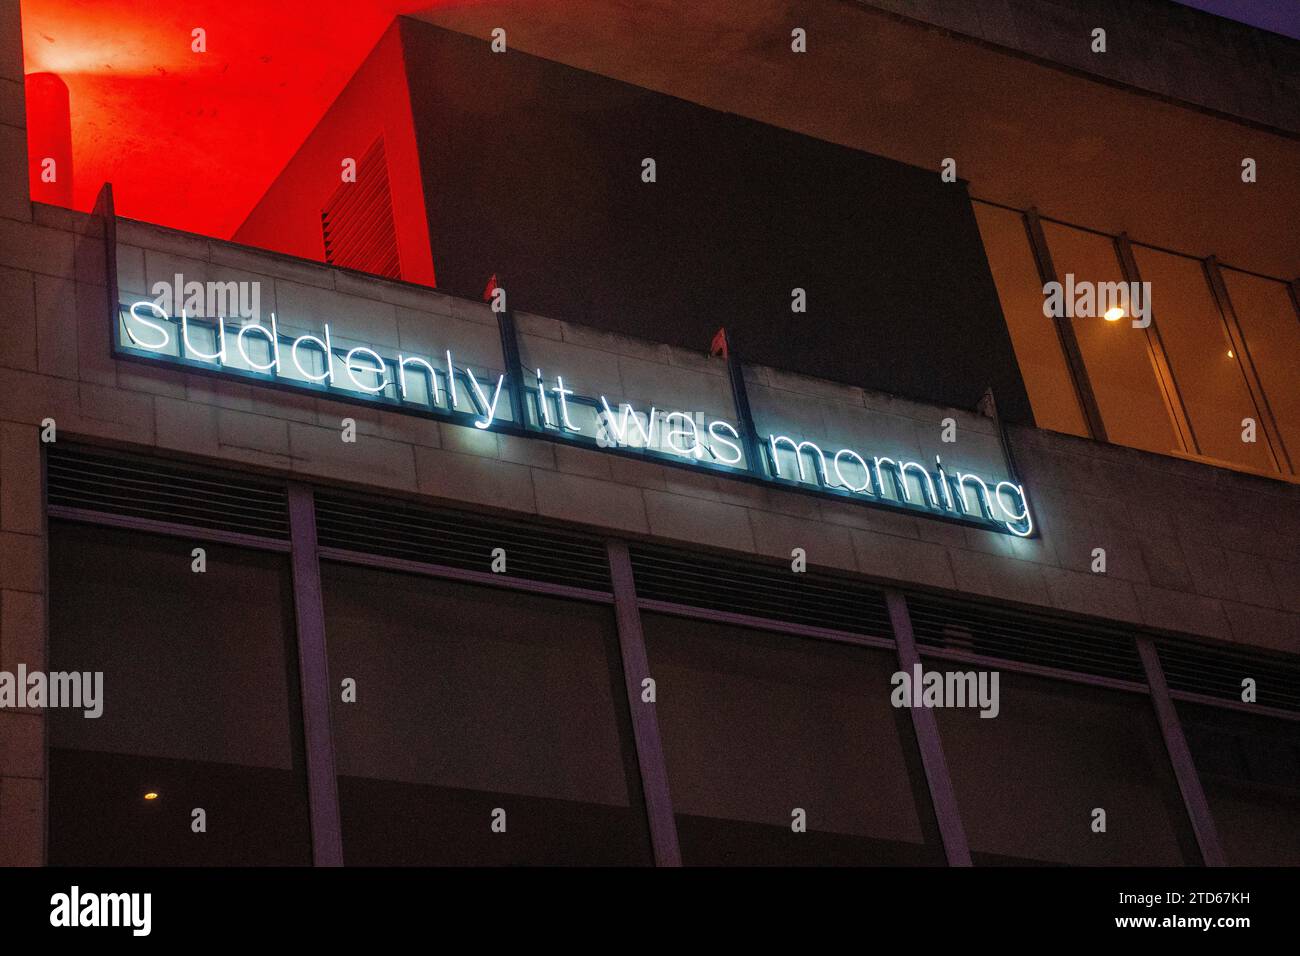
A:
628;545;893;637
313;492;612;592
908;593;1146;683
1159;640;1300;714
46;445;290;539
321;136;401;279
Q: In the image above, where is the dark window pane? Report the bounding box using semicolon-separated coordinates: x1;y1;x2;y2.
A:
48;521;311;865
930;665;1197;865
322;562;651;865
642;613;944;865
1179;703;1300;866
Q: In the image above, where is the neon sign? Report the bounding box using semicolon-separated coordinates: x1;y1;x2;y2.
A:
115;302;1033;535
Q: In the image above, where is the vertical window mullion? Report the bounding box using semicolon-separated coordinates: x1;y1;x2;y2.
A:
1023;207;1108;442
1203;256;1291;474
288;482;345;866
606;540;682;866
1135;637;1226;866
1113;233;1200;455
885;590;972;866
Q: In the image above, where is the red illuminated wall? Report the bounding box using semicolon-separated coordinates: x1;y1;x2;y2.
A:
24;72;71;206
19;0;441;238
232;21;435;286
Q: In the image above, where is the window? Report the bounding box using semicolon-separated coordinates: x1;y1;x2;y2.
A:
1179;704;1300;866
978;211;1299;479
642;613;944;865
972;203;1087;437
322;563;651;865
1221;269;1300;475
1041;222;1181;456
930;667;1198;865
1131;247;1275;472
48;522;312;865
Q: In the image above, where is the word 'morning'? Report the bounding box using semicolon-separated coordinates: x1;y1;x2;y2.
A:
120;302;1033;535
768;436;1032;536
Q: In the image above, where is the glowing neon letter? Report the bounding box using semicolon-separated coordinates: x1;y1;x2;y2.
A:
181;310;226;364
465;367;507;429
833;449;873;493
900;460;940;507
707;420;744;466
291;326;334;384
344;346;389;394
770;435;827;483
445;350;461;408
534;369;554;427
398;354;441;405
874;456;903;498
125;301;171;351
235;313;280;373
662;412;701;457
995;480;1034;537
955;472;993;519
599;398;655;447
553;377;580;432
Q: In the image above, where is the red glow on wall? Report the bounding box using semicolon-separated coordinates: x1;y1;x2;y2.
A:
25;72;72;206
19;0;490;239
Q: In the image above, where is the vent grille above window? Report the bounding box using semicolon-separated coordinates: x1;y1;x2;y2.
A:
629;545;893;638
321;136;401;279
908;593;1146;684
1159;640;1300;714
44;452;1298;710
313;491;612;592
46;445;290;539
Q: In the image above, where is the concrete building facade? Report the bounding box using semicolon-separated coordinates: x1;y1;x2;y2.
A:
1;0;1297;866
